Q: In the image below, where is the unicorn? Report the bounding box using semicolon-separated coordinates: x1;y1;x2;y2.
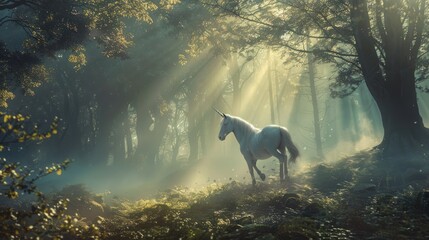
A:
214;108;299;186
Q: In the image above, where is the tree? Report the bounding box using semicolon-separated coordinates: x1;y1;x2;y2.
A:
0;112;102;239
0;0;177;107
306;37;324;159
347;0;428;157
200;0;429;159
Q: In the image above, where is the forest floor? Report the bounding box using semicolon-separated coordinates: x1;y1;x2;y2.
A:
58;150;429;240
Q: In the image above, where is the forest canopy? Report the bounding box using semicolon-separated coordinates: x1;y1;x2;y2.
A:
1;0;429;239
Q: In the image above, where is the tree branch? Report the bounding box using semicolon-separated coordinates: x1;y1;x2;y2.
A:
410;0;425;65
375;0;387;49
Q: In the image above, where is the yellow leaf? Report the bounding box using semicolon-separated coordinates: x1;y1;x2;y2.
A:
9;191;18;199
56;169;62;175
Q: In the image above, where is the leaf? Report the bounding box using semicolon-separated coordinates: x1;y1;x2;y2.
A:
8;191;19;199
3;114;10;123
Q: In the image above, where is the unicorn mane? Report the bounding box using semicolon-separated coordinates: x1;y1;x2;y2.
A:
230;116;259;140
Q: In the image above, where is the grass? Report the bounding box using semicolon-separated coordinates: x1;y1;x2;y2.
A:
43;150;429;239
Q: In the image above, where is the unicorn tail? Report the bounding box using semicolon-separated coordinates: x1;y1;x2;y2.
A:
281;128;299;163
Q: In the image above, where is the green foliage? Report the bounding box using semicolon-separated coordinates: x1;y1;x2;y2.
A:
0;43;49;107
0;0;180;106
0;112;102;239
99;151;429;239
167;0;248;65
197;0;429;99
0;156;103;239
100;181;334;239
0;112;59;150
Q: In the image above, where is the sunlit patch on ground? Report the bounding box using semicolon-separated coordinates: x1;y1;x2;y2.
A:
39;151;428;240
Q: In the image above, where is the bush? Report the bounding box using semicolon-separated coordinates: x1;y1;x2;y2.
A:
0;112;101;239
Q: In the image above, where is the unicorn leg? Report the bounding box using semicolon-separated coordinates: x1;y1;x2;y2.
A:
279;161;284;182
267;148;287;183
245;158;256;186
252;160;266;181
279;148;289;179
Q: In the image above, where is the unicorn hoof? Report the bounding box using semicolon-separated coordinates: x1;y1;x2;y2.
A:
260;174;266;181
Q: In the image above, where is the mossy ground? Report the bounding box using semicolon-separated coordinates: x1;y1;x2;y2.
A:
58;150;429;239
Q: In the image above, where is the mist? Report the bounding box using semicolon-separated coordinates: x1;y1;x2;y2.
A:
2;1;429;239
11;46;387;200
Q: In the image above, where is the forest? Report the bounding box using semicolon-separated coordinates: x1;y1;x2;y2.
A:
1;0;429;239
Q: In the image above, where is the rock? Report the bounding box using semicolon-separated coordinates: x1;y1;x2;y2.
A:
310;164;353;192
302;202;324;217
281;193;301;209
282;193;301;201
224;224;243;233
285;197;301;209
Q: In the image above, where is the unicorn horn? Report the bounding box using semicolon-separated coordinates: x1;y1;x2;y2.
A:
212;107;225;118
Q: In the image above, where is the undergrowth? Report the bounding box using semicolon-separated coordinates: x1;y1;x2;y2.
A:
99;150;429;239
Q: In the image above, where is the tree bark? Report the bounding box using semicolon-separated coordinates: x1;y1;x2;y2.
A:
306;38;324;159
187;92;199;162
171;101;181;163
123;108;133;161
230;53;242;113
135;100;154;167
350;0;429;158
267;49;276;123
147;101;170;166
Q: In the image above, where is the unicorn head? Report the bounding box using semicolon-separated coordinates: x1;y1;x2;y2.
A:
213;108;233;141
218;114;234;141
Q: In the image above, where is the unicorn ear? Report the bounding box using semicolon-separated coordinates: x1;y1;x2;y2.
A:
213;107;226;118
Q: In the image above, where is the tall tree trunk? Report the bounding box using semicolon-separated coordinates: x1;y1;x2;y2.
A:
267;50;276;123
56;72;81;160
350;0;429;158
171;102;181;163
112;105;130;164
148;100;170;166
307;37;324;159
94;103;113;165
112;124;126;164
274;58;281;124
135;100;154;168
230;53;242;113
123;107;133;160
187;92;199;162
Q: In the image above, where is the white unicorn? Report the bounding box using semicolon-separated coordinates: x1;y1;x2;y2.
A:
214;108;299;186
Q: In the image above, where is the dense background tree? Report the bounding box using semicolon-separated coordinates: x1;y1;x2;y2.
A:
0;0;176;107
199;0;429;161
2;2;429;238
3;0;427;183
